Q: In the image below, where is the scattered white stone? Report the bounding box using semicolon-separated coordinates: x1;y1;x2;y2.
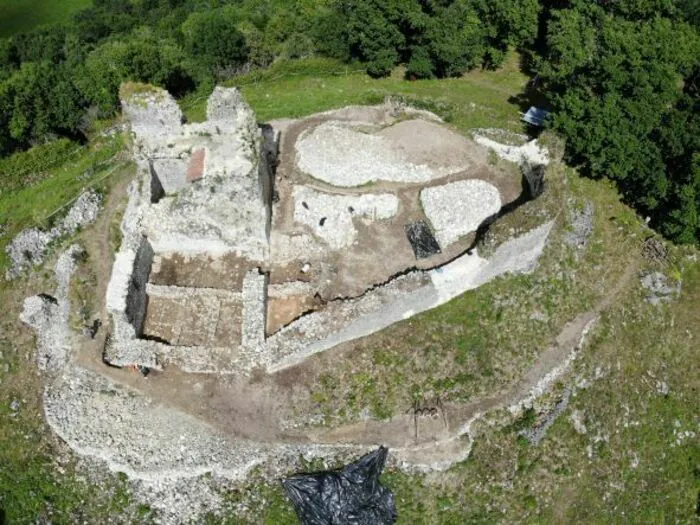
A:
656;380;669;396
296;122;451;186
420;180;501;247
569;410;587;435
473;134;549;166
6;190;101;279
293;186;399;249
630;452;639;469
640;272;680;305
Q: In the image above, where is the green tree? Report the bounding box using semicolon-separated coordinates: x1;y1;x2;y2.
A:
79;33;194;115
539;0;700;243
181;8;249;75
0;61;85;148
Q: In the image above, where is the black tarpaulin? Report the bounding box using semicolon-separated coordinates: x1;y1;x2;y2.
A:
405;220;441;259
282;447;397;525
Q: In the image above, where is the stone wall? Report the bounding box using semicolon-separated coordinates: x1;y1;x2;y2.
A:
148;161;166;203
106;236;154;340
120;84;183;144
242;270;268;352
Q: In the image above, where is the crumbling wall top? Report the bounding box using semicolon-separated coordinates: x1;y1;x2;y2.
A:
207;87;252;123
205;86;258;138
120;83;183;141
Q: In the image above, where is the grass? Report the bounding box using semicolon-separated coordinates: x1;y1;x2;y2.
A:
0;0;92;38
180;53;529;133
374;251;699;524
0;134;126;271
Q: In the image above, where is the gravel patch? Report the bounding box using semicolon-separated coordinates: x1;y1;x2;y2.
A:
564;201;594;249
296;122;452;187
420;180;501;247
293;186;399;249
473;134;549;166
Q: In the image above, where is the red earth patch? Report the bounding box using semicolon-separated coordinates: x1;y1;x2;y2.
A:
186;149;206;182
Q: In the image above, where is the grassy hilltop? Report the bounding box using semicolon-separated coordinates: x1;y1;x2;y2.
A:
0;56;698;523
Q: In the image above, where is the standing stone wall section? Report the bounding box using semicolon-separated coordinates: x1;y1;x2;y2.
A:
242;270;268;352
106;236;154;341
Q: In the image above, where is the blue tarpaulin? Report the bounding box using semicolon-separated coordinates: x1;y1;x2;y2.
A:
522;107;550;127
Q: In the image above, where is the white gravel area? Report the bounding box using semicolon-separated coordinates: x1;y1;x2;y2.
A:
293;186;399;249
296;122;443;186
420;180;502;247
473;134;550;166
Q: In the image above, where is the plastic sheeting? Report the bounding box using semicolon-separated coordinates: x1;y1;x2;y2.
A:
283;447;397;525
405;220;441;259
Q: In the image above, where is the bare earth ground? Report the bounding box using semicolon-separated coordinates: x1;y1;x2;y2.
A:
268;109;522;305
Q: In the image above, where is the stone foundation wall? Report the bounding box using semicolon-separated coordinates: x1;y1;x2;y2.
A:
125;237;154;336
242;270;268;351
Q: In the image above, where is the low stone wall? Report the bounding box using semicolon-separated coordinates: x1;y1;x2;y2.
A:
5;190;102;280
242;270;268;351
20;245;84;371
268;221;555;372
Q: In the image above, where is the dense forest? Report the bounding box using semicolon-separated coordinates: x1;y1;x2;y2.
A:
0;0;698;243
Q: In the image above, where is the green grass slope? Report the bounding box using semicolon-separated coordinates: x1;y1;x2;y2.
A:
0;0;91;38
181;53;529;132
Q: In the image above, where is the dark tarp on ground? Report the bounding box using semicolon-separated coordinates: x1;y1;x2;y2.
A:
405;220;441;259
282;446;397;525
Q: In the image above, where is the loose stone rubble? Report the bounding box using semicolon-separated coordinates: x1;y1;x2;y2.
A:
565;200;595;249
473;133;550;167
420;180;502;247
640;271;680;305
6;190;101;280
